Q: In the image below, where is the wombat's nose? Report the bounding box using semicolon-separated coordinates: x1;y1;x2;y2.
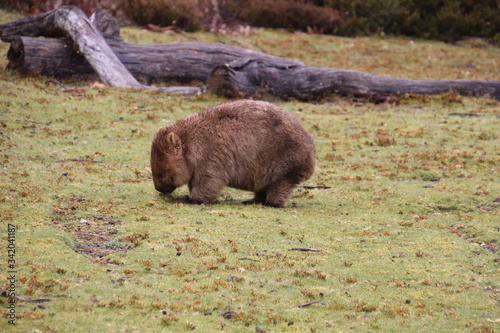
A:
155;184;176;194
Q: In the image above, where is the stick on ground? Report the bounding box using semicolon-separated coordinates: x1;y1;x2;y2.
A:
290;247;322;252
0;288;51;303
298;300;318;308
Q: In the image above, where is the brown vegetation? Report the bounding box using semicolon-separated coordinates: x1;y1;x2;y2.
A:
3;0;498;43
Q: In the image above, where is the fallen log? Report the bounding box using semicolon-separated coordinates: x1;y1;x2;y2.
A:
1;6;499;100
0;6;203;95
4;35;301;84
209;59;500;100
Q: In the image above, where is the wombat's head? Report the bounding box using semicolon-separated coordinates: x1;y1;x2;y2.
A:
150;130;190;194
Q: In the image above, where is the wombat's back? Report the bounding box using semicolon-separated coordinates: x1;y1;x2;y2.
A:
173;100;312;146
172;100;315;191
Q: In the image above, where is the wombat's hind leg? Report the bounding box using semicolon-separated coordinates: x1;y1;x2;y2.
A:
242;191;266;205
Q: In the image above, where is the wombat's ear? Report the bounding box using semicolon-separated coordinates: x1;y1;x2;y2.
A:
164;132;182;150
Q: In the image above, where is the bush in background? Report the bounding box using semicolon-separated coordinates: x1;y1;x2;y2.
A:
1;0;101;16
217;0;500;42
120;0;204;31
2;0;499;43
234;0;341;33
326;0;500;42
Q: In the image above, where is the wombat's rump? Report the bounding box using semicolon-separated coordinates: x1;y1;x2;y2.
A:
150;100;316;207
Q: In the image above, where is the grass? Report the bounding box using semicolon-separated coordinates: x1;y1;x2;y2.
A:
1;9;499;333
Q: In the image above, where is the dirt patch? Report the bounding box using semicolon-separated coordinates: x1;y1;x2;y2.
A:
50;195;137;262
449;225;498;254
50;196;152;264
52;213;132;263
480;242;498;253
476;203;498;212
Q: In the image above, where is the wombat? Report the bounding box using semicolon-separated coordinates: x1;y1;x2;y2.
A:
150;100;316;208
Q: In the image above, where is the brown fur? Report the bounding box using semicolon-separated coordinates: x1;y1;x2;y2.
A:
150;100;316;208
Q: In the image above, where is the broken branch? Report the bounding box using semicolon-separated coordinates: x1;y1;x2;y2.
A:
0;6;203;95
0;288;51;303
290;247;322;252
298;185;331;190
298;300;318;308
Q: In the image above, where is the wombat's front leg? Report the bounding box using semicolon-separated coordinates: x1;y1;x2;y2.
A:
242;191;266;205
263;179;297;208
187;176;225;204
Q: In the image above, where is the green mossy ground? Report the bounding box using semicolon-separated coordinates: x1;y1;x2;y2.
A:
0;10;499;333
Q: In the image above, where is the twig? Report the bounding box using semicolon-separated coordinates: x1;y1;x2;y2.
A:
0;288;51;302
24;120;53;125
238;258;260;262
290;247;321;252
448;113;481;117
297;185;331;190
55;158;104;163
298;300;318;308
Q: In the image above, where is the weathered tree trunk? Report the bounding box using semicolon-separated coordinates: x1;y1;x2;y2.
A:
209;59;500;100
1;6;499;100
4;35;301;85
0;6;203;95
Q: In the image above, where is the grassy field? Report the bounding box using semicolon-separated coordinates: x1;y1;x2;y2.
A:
1;9;499;333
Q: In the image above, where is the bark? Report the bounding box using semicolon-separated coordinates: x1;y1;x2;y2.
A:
1;6;499;100
0;6;203;95
4;35;300;85
209;60;500;100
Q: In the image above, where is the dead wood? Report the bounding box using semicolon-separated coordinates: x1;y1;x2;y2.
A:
3;35;299;86
297;300;318;308
55;158;104;163
1;6;499;100
0;288;51;302
209;60;500;100
290;247;322;252
0;6;203;95
298;185;331;189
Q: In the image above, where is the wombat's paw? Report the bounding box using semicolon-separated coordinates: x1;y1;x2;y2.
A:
180;195;204;205
244;197;286;208
263;200;287;208
242;198;257;205
243;192;266;205
263;198;286;208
